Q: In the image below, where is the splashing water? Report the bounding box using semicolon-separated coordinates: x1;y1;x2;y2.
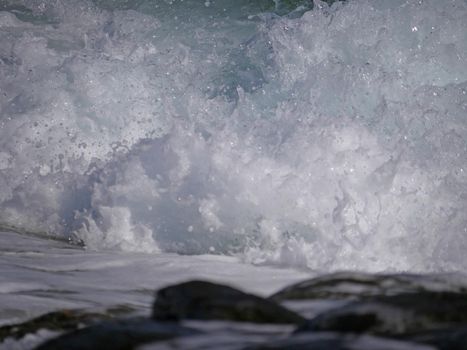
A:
0;0;466;271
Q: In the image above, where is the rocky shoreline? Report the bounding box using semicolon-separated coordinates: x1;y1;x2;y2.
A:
1;272;467;349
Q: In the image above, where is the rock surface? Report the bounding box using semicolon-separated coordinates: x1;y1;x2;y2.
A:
1;273;465;350
300;291;467;335
0;309;115;342
402;326;467;350
242;333;435;350
270;271;467;301
152;280;306;325
35;318;199;350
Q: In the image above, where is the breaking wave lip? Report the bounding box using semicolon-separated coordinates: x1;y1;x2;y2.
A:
0;0;466;272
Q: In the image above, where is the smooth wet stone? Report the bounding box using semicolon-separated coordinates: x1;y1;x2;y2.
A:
300;291;467;336
0;309;114;342
35;318;199;350
152;280;306;325
270;272;467;302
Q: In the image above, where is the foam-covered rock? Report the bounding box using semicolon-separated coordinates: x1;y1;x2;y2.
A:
270;272;467;301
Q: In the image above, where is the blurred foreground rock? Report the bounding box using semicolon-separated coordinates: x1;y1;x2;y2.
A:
301;291;467;335
35;318;198;350
0;309;117;342
271;271;467;301
152;280;306;325
242;333;435;350
1;273;466;349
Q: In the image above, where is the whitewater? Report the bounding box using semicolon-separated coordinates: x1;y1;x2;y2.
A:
0;0;466;344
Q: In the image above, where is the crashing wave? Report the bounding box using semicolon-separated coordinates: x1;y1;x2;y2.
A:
0;0;466;271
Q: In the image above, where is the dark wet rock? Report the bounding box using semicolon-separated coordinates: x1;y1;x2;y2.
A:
270;271;467;302
402;326;467;350
35;318;199;350
152;280;306;325
4;274;466;350
243;333;434;350
0;309;114;342
300;291;467;336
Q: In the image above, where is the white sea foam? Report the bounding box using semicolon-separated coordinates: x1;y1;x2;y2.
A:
0;0;466;271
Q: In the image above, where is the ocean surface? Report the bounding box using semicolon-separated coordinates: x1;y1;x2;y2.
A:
0;0;466;346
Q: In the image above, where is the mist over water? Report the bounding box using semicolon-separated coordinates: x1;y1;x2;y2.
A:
0;0;466;271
